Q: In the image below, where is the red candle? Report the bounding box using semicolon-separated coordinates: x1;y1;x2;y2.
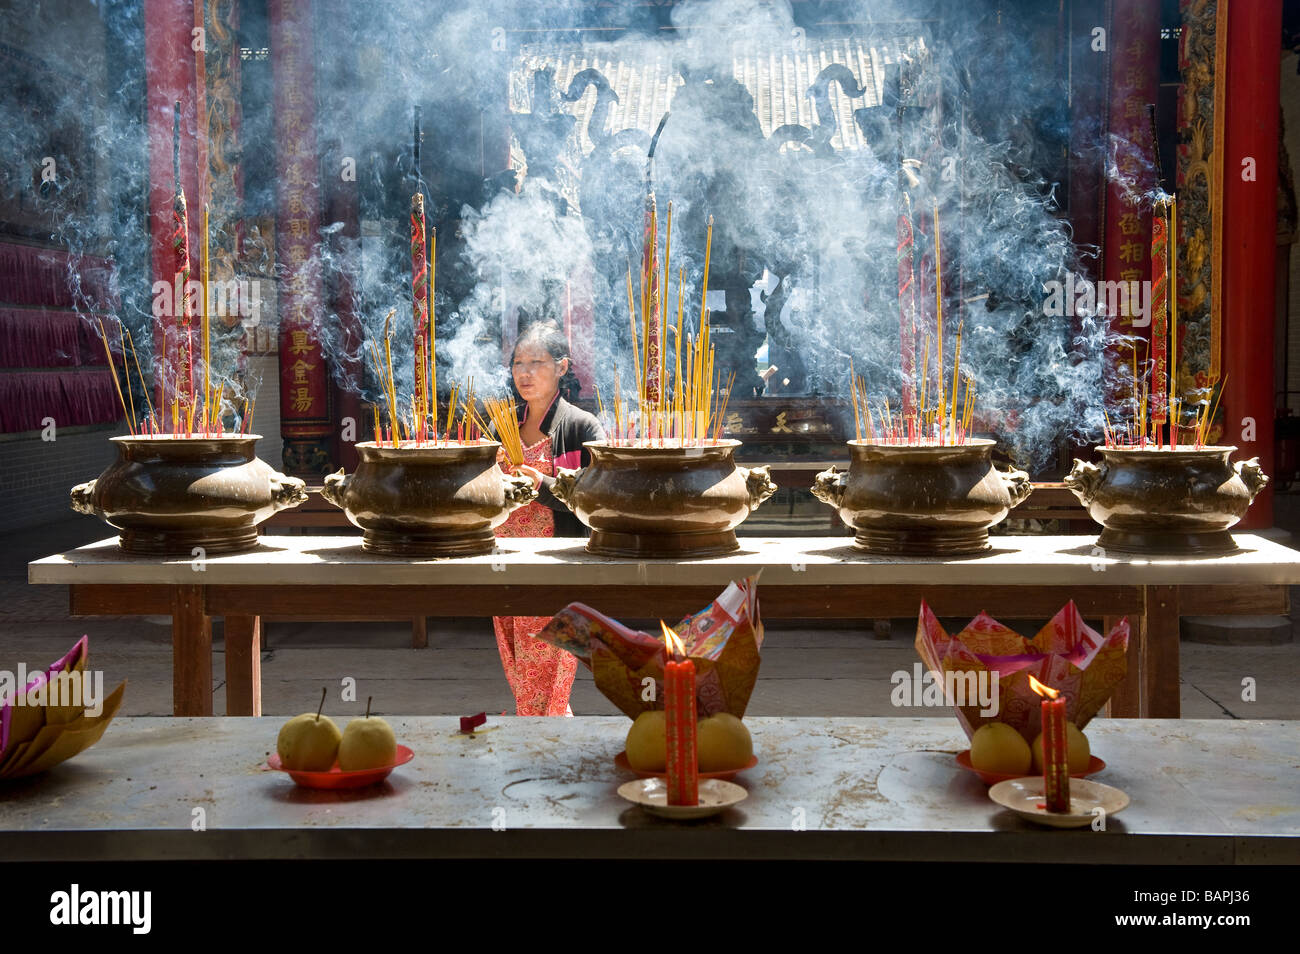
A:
662;622;697;806
1030;675;1070;813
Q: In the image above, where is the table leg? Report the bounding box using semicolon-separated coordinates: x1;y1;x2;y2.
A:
172;584;213;717
411;616;428;649
224;615;262;717
1106;613;1142;718
1143;585;1181;717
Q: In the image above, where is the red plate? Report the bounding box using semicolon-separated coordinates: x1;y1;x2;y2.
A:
267;745;414;789
955;750;1106;786
614;750;757;782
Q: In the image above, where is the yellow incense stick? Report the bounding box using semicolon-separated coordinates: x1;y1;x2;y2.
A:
918;333;930;426
116;320;137;434
436;227;441;444
1169;197;1178;441
949;320;963;442
933;202;945;434
850;357;862;441
626;267;642;430
212;381;224;432
97;319;133;432
202;202;211;432
124;327;154;429
699;216;714;332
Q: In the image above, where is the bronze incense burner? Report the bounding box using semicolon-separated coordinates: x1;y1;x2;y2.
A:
550;439;777;558
321;441;535;556
69;434;307;555
1065;446;1268;554
812;439;1032;555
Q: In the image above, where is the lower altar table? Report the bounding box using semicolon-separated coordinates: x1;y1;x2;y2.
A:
0;717;1294;864
28;534;1300;719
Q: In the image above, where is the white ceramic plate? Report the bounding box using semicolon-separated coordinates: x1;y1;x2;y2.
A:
989;776;1130;828
617;777;748;819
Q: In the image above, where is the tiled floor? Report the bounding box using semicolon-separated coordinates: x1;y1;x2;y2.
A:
2;511;1298;721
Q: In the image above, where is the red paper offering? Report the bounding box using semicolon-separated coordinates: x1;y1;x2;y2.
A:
532;576;763;719
914;600;1129;742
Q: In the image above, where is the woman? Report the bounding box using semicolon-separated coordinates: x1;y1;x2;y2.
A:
491;321;605;715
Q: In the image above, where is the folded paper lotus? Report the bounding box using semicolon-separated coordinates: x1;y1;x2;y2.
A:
533;575;763;718
915;600;1129;742
0;636;127;780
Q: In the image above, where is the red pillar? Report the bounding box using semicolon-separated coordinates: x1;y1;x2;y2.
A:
1220;2;1281;528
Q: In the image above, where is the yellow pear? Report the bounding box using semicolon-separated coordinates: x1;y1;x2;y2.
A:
625;710;666;771
338;697;397;771
697;713;753;772
277;688;341;771
969;722;1033;775
1031;721;1090;774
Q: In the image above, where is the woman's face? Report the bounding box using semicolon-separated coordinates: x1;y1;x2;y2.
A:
511;343;567;403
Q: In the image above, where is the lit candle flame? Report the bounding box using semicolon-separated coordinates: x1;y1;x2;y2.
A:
660;621;685;659
1027;675;1059;699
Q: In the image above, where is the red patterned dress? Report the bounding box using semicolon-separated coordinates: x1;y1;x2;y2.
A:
492;437;578;716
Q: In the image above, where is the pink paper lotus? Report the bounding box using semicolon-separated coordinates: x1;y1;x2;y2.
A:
914;602;1129;742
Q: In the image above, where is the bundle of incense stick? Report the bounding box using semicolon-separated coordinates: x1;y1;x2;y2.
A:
367;312;479;448
482;396;525;466
1101;193;1206;449
609;213;734;446
99;182;235;438
849;321;976;445
852;199;976;446
1102;105;1207;450
97;100;253;439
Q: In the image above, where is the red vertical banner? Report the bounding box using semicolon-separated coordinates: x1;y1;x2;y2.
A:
269;0;331;473
1100;0;1161;401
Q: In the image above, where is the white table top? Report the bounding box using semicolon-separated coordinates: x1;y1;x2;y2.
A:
0;717;1294;862
28;534;1300;587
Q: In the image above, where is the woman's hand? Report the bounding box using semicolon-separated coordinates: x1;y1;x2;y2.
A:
514;464;544;490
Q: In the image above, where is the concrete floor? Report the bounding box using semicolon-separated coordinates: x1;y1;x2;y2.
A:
2;510;1298;721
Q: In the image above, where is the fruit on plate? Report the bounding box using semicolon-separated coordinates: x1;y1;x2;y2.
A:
277;688;342;771
625;710;753;772
969;722;1032;775
338;697;397;771
625;710;667;771
1031;721;1090;774
696;712;753;772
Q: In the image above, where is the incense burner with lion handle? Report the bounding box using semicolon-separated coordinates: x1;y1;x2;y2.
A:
69;434;307;555
550;439;777;558
1064;445;1268;554
321;440;536;556
812;439;1032;555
